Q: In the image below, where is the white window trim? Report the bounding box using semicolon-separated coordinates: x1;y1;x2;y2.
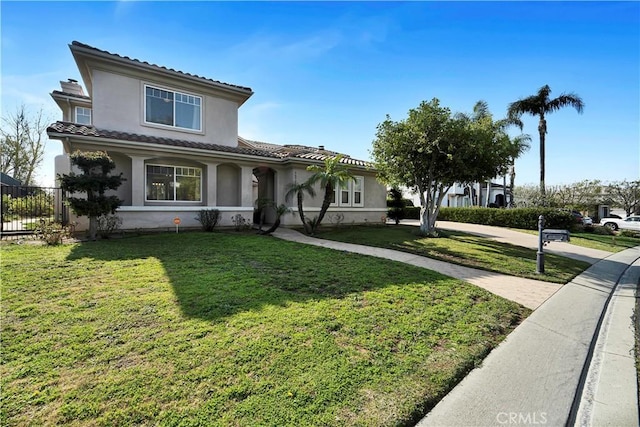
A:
143;83;203;133
330;176;364;208
145;163;202;203
75;106;92;125
352;176;364;207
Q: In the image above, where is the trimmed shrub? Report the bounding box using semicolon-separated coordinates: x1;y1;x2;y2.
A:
437;207;575;230
36;220;71;245
96;214;122;239
387;188;406;224
592;225;615;236
196;209;221;232
405;206;421;220
619;229;640;239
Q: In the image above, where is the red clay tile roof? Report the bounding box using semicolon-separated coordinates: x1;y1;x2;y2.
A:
47;122;372;168
71;41;253;94
47;122;279;158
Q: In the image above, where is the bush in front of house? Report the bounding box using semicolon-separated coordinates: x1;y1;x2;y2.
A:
404;206;421;220
97;214;123;239
386;188;406;224
196;209;221;232
36;220;72;245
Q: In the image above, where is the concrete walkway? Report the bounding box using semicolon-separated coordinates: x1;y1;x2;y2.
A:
272;227;560;310
271;224;639;426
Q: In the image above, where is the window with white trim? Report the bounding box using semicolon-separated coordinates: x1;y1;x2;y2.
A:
75;107;92;125
331;176;364;207
352;176;364;207
144;85;202;131
146;164;202;202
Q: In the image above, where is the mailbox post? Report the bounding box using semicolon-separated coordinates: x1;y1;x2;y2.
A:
537;215;545;274
537;215;571;274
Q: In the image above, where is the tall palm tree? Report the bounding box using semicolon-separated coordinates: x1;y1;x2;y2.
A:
507;85;584;199
259;204;292;235
306;155;354;234
285;181;316;234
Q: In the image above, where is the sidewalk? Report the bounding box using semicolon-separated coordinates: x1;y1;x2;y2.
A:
271;225;640;426
418;246;640;426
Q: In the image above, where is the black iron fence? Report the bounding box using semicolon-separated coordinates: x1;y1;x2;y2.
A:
1;186;68;237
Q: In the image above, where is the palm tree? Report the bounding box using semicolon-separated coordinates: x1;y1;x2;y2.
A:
459;101;526;207
306;155;354;234
259;204;291;235
285;181;316;234
507;85;584;199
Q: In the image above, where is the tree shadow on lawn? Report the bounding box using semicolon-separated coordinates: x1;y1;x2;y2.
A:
65;232;457;322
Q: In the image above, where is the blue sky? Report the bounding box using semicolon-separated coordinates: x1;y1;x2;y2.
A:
2;1;639;187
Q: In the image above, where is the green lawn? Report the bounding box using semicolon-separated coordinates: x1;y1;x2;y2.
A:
513;228;640;252
1;232;529;426
318;225;590;283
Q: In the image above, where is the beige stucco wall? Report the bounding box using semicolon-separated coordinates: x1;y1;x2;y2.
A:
91;69;238;146
273;164;388;227
54;144;388;233
217;164;241;206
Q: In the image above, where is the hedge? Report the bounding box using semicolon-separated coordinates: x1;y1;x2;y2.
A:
397;206;576;231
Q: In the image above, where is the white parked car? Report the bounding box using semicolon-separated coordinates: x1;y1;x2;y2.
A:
599;215;640;231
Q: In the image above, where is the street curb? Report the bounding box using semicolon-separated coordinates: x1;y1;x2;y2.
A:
574;257;640;426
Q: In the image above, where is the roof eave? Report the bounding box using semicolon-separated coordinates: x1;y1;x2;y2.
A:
46;131;282;164
69;42;254;106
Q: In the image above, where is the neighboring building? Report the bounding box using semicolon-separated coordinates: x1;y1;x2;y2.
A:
403;181;509;209
47;41;387;231
0;173;22;187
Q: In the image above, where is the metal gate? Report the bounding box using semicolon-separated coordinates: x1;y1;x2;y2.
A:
1;186;68;238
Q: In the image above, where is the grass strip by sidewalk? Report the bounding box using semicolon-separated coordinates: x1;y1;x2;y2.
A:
514;228;640;253
318;225;590;283
1;232;529;426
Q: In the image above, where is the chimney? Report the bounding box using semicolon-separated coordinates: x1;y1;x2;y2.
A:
60;78;85;96
318;145;325;151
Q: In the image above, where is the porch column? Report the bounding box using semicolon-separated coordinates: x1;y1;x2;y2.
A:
240;166;254;207
204;162;218;206
129;155;146;206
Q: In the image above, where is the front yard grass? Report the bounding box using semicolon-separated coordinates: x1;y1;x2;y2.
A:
1;232;529;426
514;228;640;252
318;225;590;283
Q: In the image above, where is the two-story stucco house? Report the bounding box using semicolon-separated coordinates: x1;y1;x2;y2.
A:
48;41;387;231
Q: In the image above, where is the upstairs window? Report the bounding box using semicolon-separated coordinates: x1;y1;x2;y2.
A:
144;85;202;131
75;107;92;125
146;164;202;202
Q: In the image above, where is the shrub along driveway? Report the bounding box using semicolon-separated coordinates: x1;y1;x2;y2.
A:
1;232;529;426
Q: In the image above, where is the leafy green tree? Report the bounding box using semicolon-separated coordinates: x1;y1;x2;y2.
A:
605;180;640;216
372;98;520;235
507;85;584;199
58;150;124;240
285;181;316;234
306;155;354;234
1;105;49;185
551;180;603;210
457;101;529;207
